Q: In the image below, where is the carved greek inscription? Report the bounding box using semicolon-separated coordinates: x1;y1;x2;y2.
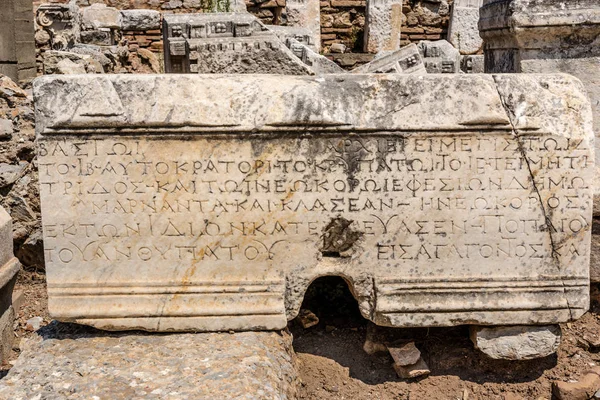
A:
39;135;592;269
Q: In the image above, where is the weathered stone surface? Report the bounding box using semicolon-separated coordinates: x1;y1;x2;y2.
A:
43;50;99;74
448;0;483;55
81;4;122;30
0;205;20;364
461;54;484;73
56;58;87;74
34;74;593;332
0;0;36;83
364;0;402;53
286;0;321;52
470;325;562;360
163;13;312;74
479;0;600;200
393;357;430;379
417;39;461;73
268;25;317;52
352;43;426;73
80;29;113;46
0;119;14;139
121;9;161;31
388;342;421;366
591;232;600;283
0;323;298;399
287;38;346;73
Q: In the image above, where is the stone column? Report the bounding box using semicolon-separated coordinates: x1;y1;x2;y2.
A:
363;0;402;53
0;206;20;365
286;0;321;52
0;0;36;83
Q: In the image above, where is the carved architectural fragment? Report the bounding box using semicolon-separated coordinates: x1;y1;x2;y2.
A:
34;74;593;334
0;0;36;82
417;40;461;73
351;43;425;74
163;13;313;74
448;0;483;55
285;0;321;52
364;0;403;53
0;206;20;364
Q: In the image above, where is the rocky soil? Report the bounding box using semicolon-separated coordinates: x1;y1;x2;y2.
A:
0;75;43;272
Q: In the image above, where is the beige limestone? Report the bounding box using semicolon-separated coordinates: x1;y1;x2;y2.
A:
285;0;321;53
470;325;561;360
479;0;600;211
364;0;402;53
0;326;298;399
34;74;593;332
0;206;20;363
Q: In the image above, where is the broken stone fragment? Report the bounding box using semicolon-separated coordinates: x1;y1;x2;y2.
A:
552;367;600;400
297;309;319;328
388;342;421;366
351;43;426;74
120;10;161;31
56;58;87;74
447;0;483;55
388;342;430;379
0;119;13;139
136;48;161;73
393;358;430;379
470;325;561;360
81;4;122;30
329;43;346;53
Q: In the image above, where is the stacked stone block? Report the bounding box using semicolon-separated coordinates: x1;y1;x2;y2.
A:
0;0;37;83
0;206;20;365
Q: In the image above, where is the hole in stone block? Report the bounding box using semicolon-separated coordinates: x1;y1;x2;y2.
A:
294;275;364;328
321;217;363;258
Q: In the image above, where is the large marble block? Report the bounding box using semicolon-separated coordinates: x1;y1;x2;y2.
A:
34;74;594;332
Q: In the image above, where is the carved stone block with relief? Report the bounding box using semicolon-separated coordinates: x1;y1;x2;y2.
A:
34;74;594;332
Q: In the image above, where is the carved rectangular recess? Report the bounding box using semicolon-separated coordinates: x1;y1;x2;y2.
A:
34;74;593;331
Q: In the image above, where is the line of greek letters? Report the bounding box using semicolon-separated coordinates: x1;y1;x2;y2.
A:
37;137;588;159
43;215;588;239
37;153;590;179
377;240;584;260
44;239;284;263
39;174;590;196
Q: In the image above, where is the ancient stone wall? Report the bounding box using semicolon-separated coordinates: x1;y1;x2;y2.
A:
33;0;453;53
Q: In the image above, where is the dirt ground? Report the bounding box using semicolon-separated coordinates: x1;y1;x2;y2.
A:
3;272;600;400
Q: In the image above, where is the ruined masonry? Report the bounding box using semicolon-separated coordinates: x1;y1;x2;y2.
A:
479;0;600;194
34;74;593;334
0;0;36;82
162;13;314;75
364;0;403;53
0;206;21;364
